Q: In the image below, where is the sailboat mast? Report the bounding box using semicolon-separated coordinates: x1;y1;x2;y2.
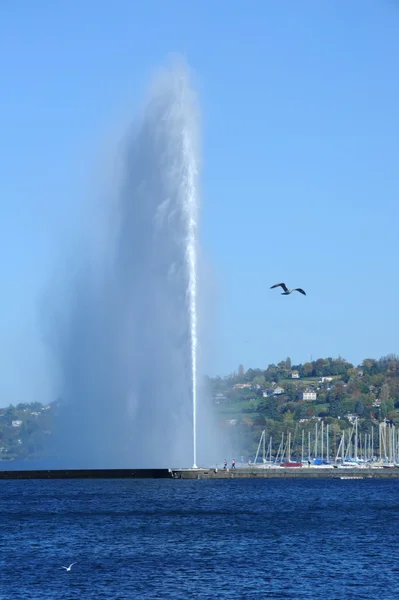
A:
326;423;329;462
371;426;374;461
263;429;266;463
355;417;358;460
254;430;264;464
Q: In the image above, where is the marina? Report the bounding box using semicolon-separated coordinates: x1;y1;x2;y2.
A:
2;416;399;481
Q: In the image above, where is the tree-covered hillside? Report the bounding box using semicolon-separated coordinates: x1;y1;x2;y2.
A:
207;354;399;459
1;354;399;462
0;401;58;460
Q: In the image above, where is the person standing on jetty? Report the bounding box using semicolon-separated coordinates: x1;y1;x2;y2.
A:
223;459;227;470
232;459;236;469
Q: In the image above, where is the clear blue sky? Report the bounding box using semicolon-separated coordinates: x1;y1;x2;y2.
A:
0;1;398;405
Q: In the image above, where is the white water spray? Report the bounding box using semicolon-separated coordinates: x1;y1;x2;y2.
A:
183;128;199;469
48;61;202;469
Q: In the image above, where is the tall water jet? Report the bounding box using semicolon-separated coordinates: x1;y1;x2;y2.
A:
47;61;203;468
183;120;199;470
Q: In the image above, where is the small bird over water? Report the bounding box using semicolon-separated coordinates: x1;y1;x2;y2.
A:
62;563;76;572
270;283;306;296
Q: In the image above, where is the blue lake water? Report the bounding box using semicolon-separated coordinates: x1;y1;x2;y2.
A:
1;477;399;599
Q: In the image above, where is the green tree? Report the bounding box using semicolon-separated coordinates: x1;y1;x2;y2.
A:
362;359;379;375
329;397;343;418
277;361;289;378
284;383;298;403
258;397;280;420
265;364;280;383
283;410;294;427
360;382;371;394
355;400;365;417
303;362;313;377
347;368;359;380
294;404;308;420
386;397;394;414
380;383;389;403
314;359;326;377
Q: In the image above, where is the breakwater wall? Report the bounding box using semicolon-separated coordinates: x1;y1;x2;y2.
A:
171;467;399;480
0;468;173;480
1;467;399;480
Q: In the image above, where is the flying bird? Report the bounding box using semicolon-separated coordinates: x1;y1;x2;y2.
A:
62;563;77;572
270;283;306;296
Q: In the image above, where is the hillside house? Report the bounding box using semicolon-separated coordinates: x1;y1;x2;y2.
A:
301;391;317;401
291;370;300;379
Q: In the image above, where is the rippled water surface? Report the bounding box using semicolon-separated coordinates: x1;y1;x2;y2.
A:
1;477;399;599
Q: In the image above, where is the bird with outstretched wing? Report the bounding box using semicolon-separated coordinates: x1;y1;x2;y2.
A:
270;283;306;296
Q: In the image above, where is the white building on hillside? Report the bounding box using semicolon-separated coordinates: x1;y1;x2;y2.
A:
302;391;317;401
